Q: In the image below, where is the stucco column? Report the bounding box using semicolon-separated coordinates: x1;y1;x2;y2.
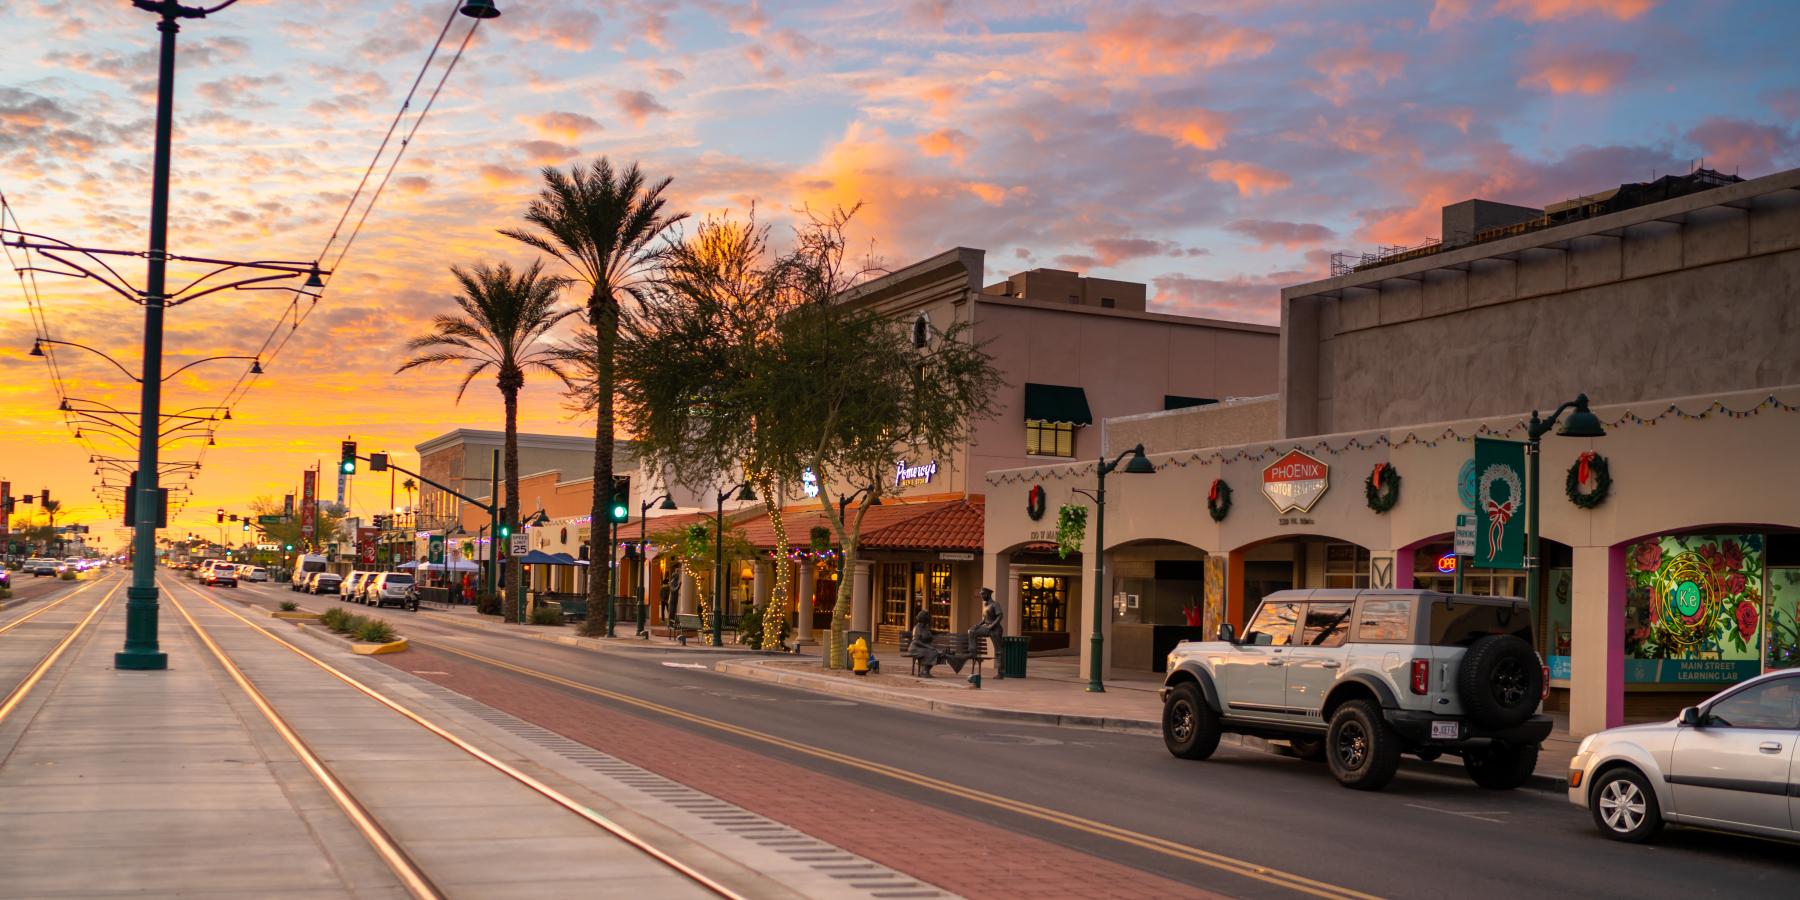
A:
1569;544;1627;736
752;561;771;611
849;560;873;633
987;549;1017;636
796;563;815;643
678;569;697;616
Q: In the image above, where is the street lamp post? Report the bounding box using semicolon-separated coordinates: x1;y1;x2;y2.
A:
639;493;676;638
1071;443;1155;693
714;481;757;647
1524;393;1606;633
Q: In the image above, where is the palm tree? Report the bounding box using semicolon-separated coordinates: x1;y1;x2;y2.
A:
401;478;418;516
500;158;686;622
397;260;573;602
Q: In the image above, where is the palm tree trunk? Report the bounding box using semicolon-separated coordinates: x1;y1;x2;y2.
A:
586;294;618;623
504;382;522;617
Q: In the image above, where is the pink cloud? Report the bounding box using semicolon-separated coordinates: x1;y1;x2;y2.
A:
1308;43;1406;104
1684;117;1797;175
1225;220;1337;248
1203;160;1292;196
1498;0;1656;22
1518;50;1635;95
916;128;973;165
530;111;603;141
614;90;671;127
1150;273;1286;323
1129;107;1231;151
1065;7;1274;79
518;140;579;163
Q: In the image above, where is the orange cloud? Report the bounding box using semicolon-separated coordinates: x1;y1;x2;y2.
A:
614;90;670;127
529;111;603;142
1518;50;1634;95
1129;108;1231;151
1309;43;1406;104
478;164;528;188
1068;8;1274;79
1499;0;1655;21
916;128;973;165
1203;160;1291;196
963;182;1008;205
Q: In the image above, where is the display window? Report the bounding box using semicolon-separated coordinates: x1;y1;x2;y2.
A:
1020;574;1068;633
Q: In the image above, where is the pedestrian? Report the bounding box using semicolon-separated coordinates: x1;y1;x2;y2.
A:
460;572;473;605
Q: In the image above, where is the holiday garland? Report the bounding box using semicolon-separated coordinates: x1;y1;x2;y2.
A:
1207;479;1232;522
1026;484;1047;521
809;525;833;554
1364;462;1401;513
1565;451;1611;509
1056;504;1087;559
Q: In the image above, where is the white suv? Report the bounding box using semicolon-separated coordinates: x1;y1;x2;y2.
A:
367;572;416;610
1163;589;1550;791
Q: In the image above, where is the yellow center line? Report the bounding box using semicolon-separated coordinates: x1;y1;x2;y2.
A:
0;579;118;725
161;580;444;900
0;575;108;637
412;636;1382;900
162;578;746;900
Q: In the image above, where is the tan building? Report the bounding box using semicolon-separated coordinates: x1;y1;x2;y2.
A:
984;165;1800;737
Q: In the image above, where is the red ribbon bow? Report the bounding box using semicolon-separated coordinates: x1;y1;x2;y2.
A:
1372;463;1386;490
1577;452;1596;486
1208;480;1220;502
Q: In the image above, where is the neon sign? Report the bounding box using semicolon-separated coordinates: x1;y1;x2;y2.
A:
1435;553;1458;574
894;459;939;489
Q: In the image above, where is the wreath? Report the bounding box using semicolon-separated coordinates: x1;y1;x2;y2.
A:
1207;479;1232;522
1565;451;1611;509
1026;484;1047;521
1056;504;1087;559
1364;462;1401;514
809;525;832;554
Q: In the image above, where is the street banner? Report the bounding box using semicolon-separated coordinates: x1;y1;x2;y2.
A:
1473;438;1526;569
356;526;378;565
283;493;294;518
1;480;9;545
301;470;317;539
428;534;445;565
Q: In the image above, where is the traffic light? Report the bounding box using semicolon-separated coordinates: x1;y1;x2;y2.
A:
609;474;630;523
340;440;357;474
216;510;224;523
498;522;511;540
40;488;48;506
284;543;294;552
241;521;250;532
369;452;388;472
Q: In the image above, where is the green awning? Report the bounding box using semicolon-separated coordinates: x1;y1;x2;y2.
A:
1023;383;1092;425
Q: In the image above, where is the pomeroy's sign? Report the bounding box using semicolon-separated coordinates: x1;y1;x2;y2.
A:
894;458;939;488
1262;450;1330;514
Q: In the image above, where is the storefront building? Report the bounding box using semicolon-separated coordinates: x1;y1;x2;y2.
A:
985;165;1800;737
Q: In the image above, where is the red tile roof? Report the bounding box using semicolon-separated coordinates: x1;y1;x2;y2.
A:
730;495;985;553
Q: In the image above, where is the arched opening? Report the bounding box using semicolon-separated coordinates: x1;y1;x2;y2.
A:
1106;538;1213;672
1227;534;1372;628
1004;540;1079;653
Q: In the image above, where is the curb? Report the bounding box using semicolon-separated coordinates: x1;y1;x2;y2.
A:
716;658;1161;735
352;638;409;655
413;609;791;656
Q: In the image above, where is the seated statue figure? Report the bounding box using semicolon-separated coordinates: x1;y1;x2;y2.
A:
907;609;964;676
968;587;1004;652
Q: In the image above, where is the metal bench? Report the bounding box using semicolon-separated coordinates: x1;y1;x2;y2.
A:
902;633;992;685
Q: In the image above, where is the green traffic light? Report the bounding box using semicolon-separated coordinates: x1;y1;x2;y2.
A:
341;460;356;474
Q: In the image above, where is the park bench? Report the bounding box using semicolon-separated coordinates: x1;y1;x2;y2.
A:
669;612;739;642
538;592;587;622
901;632;992;683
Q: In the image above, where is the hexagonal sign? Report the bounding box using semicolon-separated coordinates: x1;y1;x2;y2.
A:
1262;449;1330;514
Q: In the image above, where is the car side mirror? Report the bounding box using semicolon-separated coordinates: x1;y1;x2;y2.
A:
1217;622;1236;644
1679;706;1703;727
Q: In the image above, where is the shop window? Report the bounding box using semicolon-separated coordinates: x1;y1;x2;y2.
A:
1624;533;1766;685
1026;420;1074;457
1245;601;1300;646
917;562;951;631
1302;602;1353;647
1323;543;1371;589
1356;599;1411;642
1019;574;1068;633
880;563;909;626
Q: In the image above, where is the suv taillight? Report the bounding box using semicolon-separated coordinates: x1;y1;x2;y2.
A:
1541;664;1550;701
1410;658;1430;695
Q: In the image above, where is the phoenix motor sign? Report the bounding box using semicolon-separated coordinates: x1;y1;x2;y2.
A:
1262;449;1330;514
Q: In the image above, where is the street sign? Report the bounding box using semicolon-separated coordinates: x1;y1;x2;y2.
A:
509;533;529;557
1454;513;1476;556
428;535;445;565
257;515;284;525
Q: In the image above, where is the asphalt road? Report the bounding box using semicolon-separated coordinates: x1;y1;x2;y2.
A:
234;580;1799;899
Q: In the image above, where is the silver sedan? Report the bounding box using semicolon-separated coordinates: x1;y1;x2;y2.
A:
1569;669;1800;842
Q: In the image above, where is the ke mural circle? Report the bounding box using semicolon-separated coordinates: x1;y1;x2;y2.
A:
1653;553;1718;653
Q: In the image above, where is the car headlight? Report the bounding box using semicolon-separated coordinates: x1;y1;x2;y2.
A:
1577;733;1596;756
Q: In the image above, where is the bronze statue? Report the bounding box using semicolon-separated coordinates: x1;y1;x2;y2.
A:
968;586;1003;651
907;608;964;677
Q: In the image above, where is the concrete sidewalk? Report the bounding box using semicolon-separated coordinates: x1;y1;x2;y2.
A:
717;650;1580;790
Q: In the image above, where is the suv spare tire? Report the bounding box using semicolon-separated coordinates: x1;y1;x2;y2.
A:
1457;634;1542;729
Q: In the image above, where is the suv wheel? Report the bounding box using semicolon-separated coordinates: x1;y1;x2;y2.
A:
1463;741;1539;790
1590;767;1663;842
1327;700;1402;790
1163;683;1221;760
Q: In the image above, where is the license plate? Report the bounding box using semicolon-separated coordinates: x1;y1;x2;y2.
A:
1430;721;1459;740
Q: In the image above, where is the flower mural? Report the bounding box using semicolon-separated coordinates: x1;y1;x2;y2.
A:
1622;534;1766;683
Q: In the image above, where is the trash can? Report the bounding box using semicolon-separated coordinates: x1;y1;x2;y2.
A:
1001;636;1029;678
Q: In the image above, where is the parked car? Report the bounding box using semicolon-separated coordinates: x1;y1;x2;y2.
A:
244;566;269;583
27;558;58;576
1570;669;1800;843
342;572;373;604
309;572;342;596
367;572;417;610
1162;588;1550;791
0;568;10;590
200;563;238;588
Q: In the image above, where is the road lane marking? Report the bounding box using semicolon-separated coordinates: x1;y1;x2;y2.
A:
662;662;709;669
0;580;118;726
1404;803;1510;824
163;578;748;900
161;580;443;900
411;636;1379;900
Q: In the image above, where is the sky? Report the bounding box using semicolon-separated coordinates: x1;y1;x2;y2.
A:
2;0;1797;546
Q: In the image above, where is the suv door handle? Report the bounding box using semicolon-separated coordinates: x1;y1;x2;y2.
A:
1321;661;1341;669
1265;660;1285;666
1760;742;1783;753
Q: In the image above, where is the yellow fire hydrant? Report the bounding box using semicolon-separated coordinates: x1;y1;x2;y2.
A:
849;637;870;675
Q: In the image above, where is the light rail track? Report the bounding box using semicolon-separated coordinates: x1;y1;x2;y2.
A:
0;576;118;727
160;577;745;900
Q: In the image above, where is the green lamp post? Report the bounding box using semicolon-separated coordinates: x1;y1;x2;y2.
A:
1524;394;1605;635
714;480;757;646
1072;443;1155;693
637;493;677;637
